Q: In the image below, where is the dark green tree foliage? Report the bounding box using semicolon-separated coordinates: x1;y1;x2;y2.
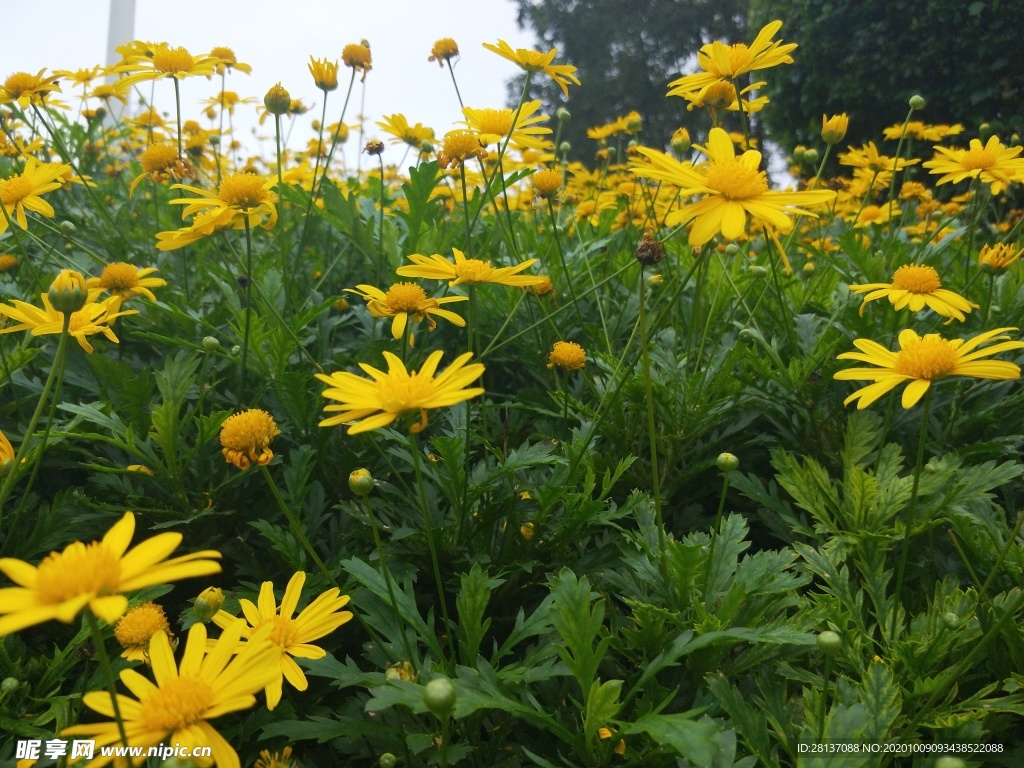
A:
751;0;1024;152
512;0;748;159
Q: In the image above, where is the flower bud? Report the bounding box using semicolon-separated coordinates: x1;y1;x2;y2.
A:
47;269;88;313
716;453;739;472
556;107;571;122
817;630;841;654
749;265;769;278
421;140;433;154
908;94;926;110
520;521;535;540
738;327;757;343
379;754;397;768
264;82;292;116
559;141;571;155
647;274;663;288
202;336;221;352
423;675;457;720
59;220;77;235
349;468;374;496
803;147;819;165
724;243;742;256
941;611;961;630
209;134;220;146
934;759;966;768
1;677;19;694
194;587;224;621
231;345;242;356
820;113;848;145
792;145;807;162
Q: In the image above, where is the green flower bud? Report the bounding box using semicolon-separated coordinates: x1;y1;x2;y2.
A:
738;327;758;343
202;336;221;352
264;82;292;116
749;265;769;278
421;140;434;154
556;107;571;122
423;675;457;720
908;94;926;110
59;220;76;235
1;677;19;694
350;468;374;496
803;147;819;164
231;344;242;356
817;630;841;654
716;453;739;472
194;587;224;621
559;141;571;155
379;754;397;768
724;243;742;256
47;269;88;313
941;612;961;630
934;758;966;768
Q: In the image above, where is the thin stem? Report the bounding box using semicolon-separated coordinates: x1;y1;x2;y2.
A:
86;611;135;767
259;464;336;586
446;59;465;109
362;498;418;665
818;655;832;740
547;199;590;348
173;78;184;162
275;114;288;301
0;314;72;519
704;468;731;608
638;269;667;572
409;431;455;667
240;218;255;405
888;388;933;644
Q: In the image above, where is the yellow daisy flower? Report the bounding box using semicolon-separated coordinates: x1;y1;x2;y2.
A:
219;409;281;470
87;263;167;302
922;135;1024;195
429;38;460;67
0;157;73;234
169;172;278;231
0;429;14;477
834;327;1024;409
547;341;586;370
846;264;977;322
0;69;62;108
308;56;339;92
631;127;836;247
482;39;580;96
376;114;434;149
114;601;172;663
460;100;552;149
0;292;137;354
211;571;353;710
979;243;1024;273
666;20;796;98
346;283;467;339
839;141;919;175
397;248;547;288
342;43;372;82
316;349;485;434
208;46;252;75
62;621;279;768
255;746;298;768
0;511;222;635
114;44;223;88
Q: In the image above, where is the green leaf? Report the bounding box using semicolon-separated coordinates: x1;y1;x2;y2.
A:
583;678;622;745
456;564;502;665
549;569;608;696
624;713;721;766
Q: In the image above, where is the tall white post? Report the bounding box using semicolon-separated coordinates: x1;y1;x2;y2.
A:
104;0;136;123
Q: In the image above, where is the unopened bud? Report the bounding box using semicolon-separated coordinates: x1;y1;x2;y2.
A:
559;141;571;155
716;453;739;472
349;468;374;496
194;587;224;621
749;265;769;278
47;269;88;313
908;94;926;110
803;147;819;164
941;612;961;630
59;220;76;235
264;82;292;116
202;336;221;352
379;754;397;768
1;677;19;694
556;107;570;122
423;675;457;720
817;630;841;654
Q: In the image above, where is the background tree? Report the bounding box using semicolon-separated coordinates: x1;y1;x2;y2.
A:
749;0;1024;153
511;0;749;160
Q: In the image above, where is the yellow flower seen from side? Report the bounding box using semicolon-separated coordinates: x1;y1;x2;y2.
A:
376;114;435;149
317;350;485;434
922;135;1024;195
209;45;252;74
0;254;20;273
852;203;901;228
62;621;279;768
309;56;339;92
397;247;547;288
436;130;487;169
114;601;172;663
220;409;281;470
129;143;192;196
631;127;836;247
1;69;62;108
87;263;167;302
532;168;564;198
847;264;977;322
346;283;467;339
0;429;14;478
211;571;353;710
342;43;372;82
115;44;222;88
547;341;586;371
979;243;1024;273
255;746;298;768
169;172;278;231
460;100;551;149
482;39;580;96
834;327;1024;409
0;157;74;235
0;511;222;635
0;292;137;354
821;113;849;145
429;38;460;66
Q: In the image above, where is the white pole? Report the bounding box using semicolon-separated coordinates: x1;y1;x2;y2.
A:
104;0;136;123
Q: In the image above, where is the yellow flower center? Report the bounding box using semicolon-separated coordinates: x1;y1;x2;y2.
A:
140;144;179;173
152;47;195;74
960;146;997;170
114;602;170;647
376;370;435;414
343;44;372;69
894;336;958;380
141;675;215;732
3;72;43;96
475;111;514;138
453;259;491;282
891;264;941;293
209;47;237;64
548;341;586;370
441;132;486;162
220;409;280;453
706;157;768;200
35;542;121;604
384;283;428;311
218;174;269;209
0;174;32;206
259;615;299;647
100;262;142;294
532;169;563;197
431;39;460;61
723;43;754;73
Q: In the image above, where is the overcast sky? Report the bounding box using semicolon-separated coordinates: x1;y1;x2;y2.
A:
2;0;539;169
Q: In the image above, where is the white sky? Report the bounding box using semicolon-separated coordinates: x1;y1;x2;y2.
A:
2;0;538;169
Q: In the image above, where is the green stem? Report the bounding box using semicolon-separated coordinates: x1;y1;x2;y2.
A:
275;114;288;304
0;314;72;519
240;217;254;405
362;498;418;665
979;506;1024;597
704;468;731;608
259;464;336;586
818;655;832;740
888;388;933;644
410;431;455;667
86;611;135;767
173;78;184;162
638;269;667;573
